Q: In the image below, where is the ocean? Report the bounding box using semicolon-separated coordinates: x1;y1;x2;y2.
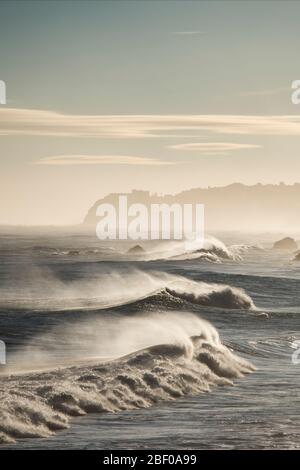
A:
0;229;299;449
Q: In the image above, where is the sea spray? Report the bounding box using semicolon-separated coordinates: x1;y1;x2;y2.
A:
0;268;256;312
0;312;255;444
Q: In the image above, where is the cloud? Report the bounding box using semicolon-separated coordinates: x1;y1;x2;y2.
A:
173;31;205;35
169;142;261;155
1;108;300;139
238;87;289;97
34;155;174;166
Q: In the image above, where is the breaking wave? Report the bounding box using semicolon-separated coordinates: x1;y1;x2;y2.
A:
165;283;255;310
126;236;240;263
6;235;263;265
0;269;256;312
0;312;255;444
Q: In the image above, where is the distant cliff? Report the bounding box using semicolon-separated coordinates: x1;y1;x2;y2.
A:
83;183;300;231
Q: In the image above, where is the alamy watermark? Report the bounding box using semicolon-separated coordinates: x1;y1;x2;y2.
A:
291;80;300;104
0;340;6;365
95;195;204;243
0;80;6;105
291;340;300;365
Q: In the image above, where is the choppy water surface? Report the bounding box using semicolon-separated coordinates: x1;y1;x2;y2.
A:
0;229;299;449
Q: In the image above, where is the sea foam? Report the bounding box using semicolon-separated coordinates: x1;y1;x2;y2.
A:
0;312;255;444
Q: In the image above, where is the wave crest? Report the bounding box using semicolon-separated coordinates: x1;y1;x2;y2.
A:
0;268;256;313
165;283;255;310
0;313;255;444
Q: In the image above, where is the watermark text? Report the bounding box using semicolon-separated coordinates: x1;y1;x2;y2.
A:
95;195;204;243
0;80;6;105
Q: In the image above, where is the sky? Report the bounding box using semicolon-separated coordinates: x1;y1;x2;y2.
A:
1;0;300;225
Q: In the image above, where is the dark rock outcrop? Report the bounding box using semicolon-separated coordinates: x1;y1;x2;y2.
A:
127;245;145;254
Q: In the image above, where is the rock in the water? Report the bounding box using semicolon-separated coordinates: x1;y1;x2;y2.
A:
128;244;145;254
273;237;298;250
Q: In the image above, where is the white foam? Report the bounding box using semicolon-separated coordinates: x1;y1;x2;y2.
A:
0;268;256;312
0;312;255;444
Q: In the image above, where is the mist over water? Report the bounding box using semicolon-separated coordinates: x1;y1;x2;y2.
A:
0;311;255;444
0;230;300;448
0;265;256;313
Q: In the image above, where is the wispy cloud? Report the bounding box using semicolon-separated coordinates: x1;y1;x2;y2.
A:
170;142;261;155
173;31;205;35
34;155;174;166
2;108;300;139
238;87;289;97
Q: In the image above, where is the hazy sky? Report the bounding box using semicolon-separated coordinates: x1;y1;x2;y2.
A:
1;0;300;225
